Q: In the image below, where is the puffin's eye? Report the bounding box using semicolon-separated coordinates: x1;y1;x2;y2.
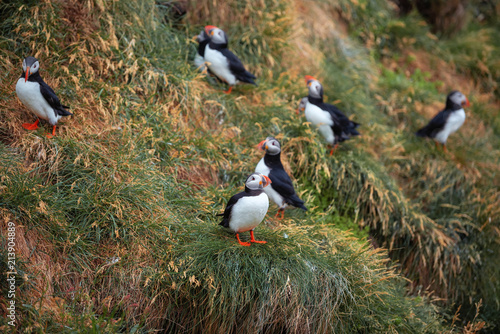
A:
252;177;255;180
33;64;37;68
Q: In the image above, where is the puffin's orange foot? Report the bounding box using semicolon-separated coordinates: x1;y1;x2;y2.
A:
22;119;39;130
223;86;233;94
250;231;267;244
329;144;339;155
442;144;448;153
45;125;56;138
236;234;251;246
274;209;284;220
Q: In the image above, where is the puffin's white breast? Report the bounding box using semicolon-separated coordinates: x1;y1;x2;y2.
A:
255;158;270;176
194;53;206;71
304;102;333;127
16;78;60;125
204;45;237;85
263;186;286;209
435;109;466;144
228;193;269;233
305;102;335;144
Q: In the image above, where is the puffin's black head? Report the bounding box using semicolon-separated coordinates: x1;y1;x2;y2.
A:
297;97;308;114
196;29;210;43
257;137;281;156
22;56;40;82
205;25;228;45
446;90;470;109
245;172;272;191
305;75;323;99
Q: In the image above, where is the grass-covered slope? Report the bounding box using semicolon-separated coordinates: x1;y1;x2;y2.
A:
0;0;498;332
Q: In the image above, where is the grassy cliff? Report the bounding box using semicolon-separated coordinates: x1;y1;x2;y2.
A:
1;0;499;332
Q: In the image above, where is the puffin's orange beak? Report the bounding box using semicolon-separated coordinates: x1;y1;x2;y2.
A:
25;69;30;82
297;105;305;114
263;175;272;187
304;75;316;86
464;97;471;107
205;25;218;36
257;139;267;150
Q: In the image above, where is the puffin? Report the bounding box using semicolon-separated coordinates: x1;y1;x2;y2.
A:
203;25;257;94
16;56;72;138
255;137;307;219
416;90;470;152
217;172;272;246
194;29;210;71
297;96;308;114
302;75;360;154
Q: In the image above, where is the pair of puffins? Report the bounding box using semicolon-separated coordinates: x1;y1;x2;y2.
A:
218;137;307;246
299;76;470;153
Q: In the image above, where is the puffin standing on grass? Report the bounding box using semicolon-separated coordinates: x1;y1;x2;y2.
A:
194;29;210;71
203;25;257;94
416;90;470;152
302;76;360;154
255;137;307;219
218;173;272;246
16;56;72;138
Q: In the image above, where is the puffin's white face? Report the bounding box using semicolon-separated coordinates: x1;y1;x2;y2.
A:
209;28;228;45
307;80;323;99
258;137;281;155
22;57;40;81
197;30;209;43
245;173;272;190
23;59;39;74
448;91;470;108
298;97;308;113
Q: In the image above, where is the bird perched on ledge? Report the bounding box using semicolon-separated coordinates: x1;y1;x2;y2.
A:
203;25;257;94
218;173;272;246
194;29;211;71
302;76;360;154
255;137;307;219
416;90;470;152
16;56;72;138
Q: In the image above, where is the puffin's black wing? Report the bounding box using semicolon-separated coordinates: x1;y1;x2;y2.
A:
416;109;450;138
324;103;360;136
198;39;209;57
220;49;257;85
269;169;307;210
319;107;348;142
39;80;72;116
217;191;245;227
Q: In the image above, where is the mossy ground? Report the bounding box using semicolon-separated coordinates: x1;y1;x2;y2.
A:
0;0;499;332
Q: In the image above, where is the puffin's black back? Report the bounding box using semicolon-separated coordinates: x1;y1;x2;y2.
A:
324;103;360;136
415;109;452;138
264;153;307;211
209;41;257;85
25;72;72;117
308;95;359;140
